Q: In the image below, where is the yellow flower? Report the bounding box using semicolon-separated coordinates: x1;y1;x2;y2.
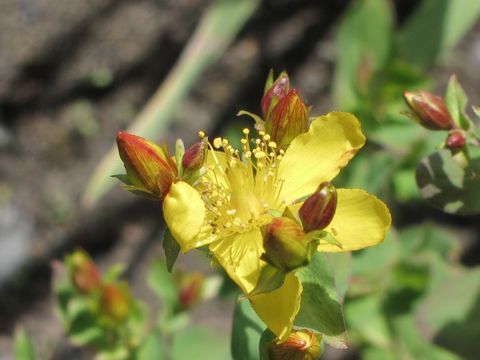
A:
162;112;391;339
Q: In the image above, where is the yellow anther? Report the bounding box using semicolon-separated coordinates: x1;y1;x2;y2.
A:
259;131;265;136
198;130;206;138
268;141;277;148
263;134;271;141
229;159;237;167
255;139;261;145
226;209;237;216
279;149;285;155
257;163;264;169
254;151;266;159
243;128;250;135
213;137;222;149
224;222;232;228
222;139;229;146
216;200;223;206
240;138;247;145
245;151;252;158
269;152;275;157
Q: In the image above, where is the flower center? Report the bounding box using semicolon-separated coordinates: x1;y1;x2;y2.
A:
196;129;286;237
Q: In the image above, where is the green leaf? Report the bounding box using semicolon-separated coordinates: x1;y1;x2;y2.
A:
415;267;480;359
416;148;480;214
147;259;178;310
246;264;286;297
81;0;259;207
345;295;392;349
294;253;347;348
399;0;480;70
231;300;266;360
14;328;36;360
445;75;472;130
162;228;180;272
172;325;230;360
333;0;394;109
258;329;276;360
135;332;168;360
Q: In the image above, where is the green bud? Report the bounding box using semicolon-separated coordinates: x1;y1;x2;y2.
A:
70;250;102;294
262;217;309;272
299;182;337;233
101;283;131;323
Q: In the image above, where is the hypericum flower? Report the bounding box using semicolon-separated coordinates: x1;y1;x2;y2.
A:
116;132;178;199
403;91;454;130
268;329;322;360
162;111;391;339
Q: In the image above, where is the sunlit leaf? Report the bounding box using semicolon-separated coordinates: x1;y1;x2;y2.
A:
416;149;480;215
294;253;348;348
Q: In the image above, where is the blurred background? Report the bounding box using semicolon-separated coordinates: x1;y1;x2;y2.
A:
1;0;480;359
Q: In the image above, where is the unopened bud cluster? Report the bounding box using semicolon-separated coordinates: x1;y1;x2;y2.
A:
67;250;132;324
116;132;208;200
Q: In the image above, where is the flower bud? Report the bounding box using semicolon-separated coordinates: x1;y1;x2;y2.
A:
101;283;131;323
70;250;101;294
265;89;309;149
446;129;466;149
182;139;207;179
178;272;204;309
403;91;454;130
262;217;309;271
116;131;178;199
299;182;337;233
261;72;309;149
268;330;322;360
262;71;290;119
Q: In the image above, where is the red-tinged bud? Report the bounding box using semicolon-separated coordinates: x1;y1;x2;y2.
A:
101;283;131;323
269;330;323;360
299;182;337;233
70;250;101;294
265;89;309;149
182;140;207;179
116;131;178;199
262;217;308;271
178;272;204;309
403;91;454;130
262;71;290;119
446;129;466;149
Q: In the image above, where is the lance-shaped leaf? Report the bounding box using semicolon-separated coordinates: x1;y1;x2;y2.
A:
294;252;348;349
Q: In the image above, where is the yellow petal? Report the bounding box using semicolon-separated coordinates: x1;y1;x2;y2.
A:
163;181;205;252
209;229;264;293
320;188;391;252
278;112;365;204
249;273;302;340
